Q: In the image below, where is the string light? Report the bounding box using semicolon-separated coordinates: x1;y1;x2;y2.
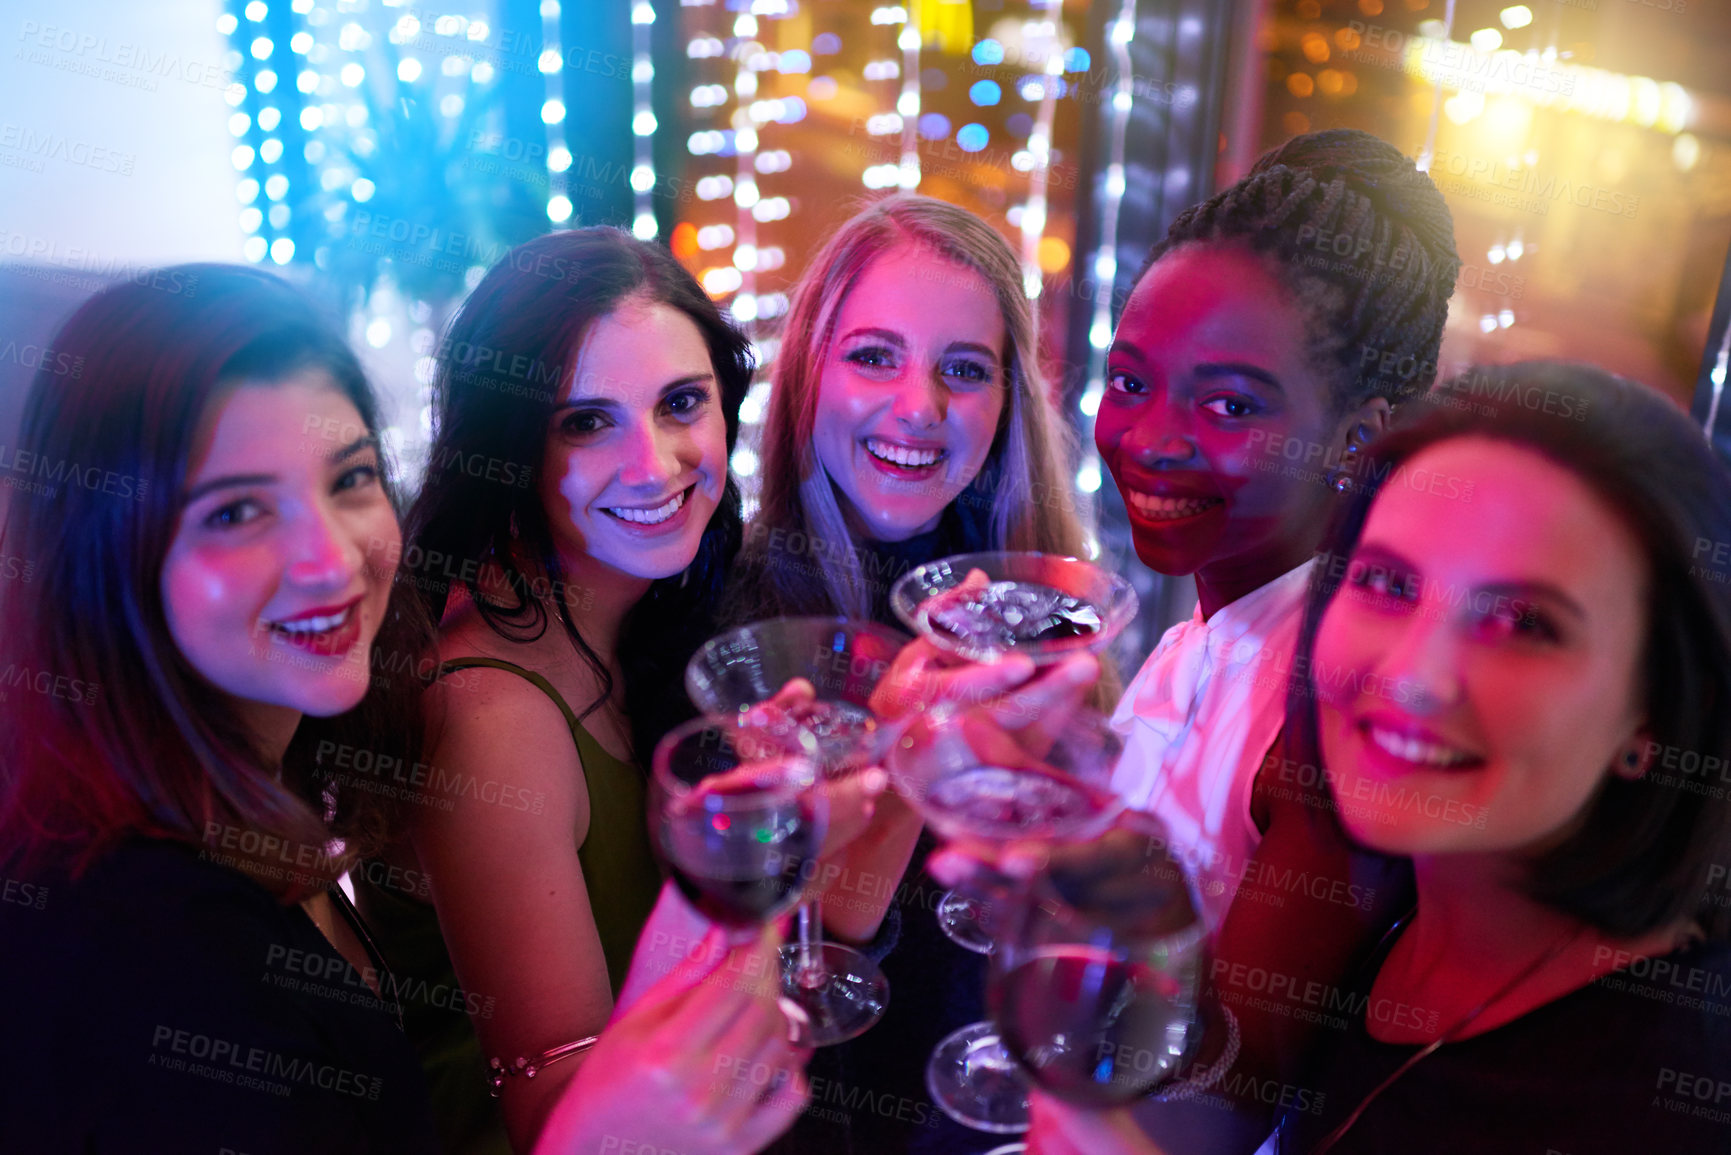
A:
896;15;920;190
541;1;571;224
1016;22;1064;300
222;1;295;263
1074;0;1140;493
632;3;657;238
731;14;761;332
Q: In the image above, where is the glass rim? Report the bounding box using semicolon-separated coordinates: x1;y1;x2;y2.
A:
685;615;914;714
886;702;1126;842
887;550;1138;664
651;713;822;803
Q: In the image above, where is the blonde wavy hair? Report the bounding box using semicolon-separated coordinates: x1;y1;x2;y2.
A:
749;193;1089;620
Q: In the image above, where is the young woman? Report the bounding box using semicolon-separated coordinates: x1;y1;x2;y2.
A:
0;265;809;1155
1021;363;1731;1154
1095;127;1461;931
1274;361;1731;1152
352;228;760;1153
0;264;439;1154
717;193;1097;1154
730;191;1088;625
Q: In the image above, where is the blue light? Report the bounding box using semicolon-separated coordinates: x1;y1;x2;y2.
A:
918;112;951;140
1064;47;1091;73
969;80;1001;107
812;32;841;55
956;123;989;152
971;38;1004;66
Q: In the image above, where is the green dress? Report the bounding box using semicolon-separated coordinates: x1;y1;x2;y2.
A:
353;657;663;1155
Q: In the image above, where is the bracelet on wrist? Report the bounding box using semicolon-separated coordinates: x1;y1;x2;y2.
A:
486;1035;601;1098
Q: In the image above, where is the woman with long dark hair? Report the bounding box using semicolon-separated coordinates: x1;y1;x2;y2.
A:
354;228;758;1152
0;265;439;1152
0;264;811;1155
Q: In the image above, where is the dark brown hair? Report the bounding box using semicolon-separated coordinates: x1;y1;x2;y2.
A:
1290;361;1731;939
405;228;751;762
0;265;431;897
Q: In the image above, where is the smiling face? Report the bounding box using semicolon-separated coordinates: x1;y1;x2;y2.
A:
539;297;728;585
161;370;399;733
1312;437;1650;859
1096;244;1372;595
811;243;1008;542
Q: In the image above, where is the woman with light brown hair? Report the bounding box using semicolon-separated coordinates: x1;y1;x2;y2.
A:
723;193;1103;1153
729;192;1090;625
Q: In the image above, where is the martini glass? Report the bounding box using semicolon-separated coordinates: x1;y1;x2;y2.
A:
888;550;1138;668
886;702;1125;1134
686;616;910;1046
889;551;1136;952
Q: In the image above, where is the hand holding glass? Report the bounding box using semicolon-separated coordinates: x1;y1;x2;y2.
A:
686;617;908;1045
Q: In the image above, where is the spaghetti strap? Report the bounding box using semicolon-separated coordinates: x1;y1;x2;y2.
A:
435;656;584;735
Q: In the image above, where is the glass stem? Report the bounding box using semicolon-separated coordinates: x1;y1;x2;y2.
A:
796;899;829;987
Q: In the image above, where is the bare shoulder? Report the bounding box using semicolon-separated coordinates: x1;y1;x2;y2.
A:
421;643;589;835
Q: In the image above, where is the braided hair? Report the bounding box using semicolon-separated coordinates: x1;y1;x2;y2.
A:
1139;129;1461;412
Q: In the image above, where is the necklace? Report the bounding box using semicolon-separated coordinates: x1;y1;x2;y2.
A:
1307;914;1585;1154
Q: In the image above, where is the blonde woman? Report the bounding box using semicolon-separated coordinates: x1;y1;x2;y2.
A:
722;193;1103;1154
730;192;1089;624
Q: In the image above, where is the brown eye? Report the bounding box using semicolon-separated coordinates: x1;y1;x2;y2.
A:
562;410;608;436
204;499;264;529
1200;394;1259;419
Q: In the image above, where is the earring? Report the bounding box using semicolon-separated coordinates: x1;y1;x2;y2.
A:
1327;441;1362;493
1615;746;1646;779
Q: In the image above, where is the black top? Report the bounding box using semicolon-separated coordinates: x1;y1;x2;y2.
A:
1277;933;1731;1154
0;837;438;1155
742;508;1008;1153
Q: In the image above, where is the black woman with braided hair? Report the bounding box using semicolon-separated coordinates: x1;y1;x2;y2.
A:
885;128;1463;1152
1095;127;1462;929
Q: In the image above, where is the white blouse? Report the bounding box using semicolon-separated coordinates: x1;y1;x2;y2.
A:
1109;559;1317;933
